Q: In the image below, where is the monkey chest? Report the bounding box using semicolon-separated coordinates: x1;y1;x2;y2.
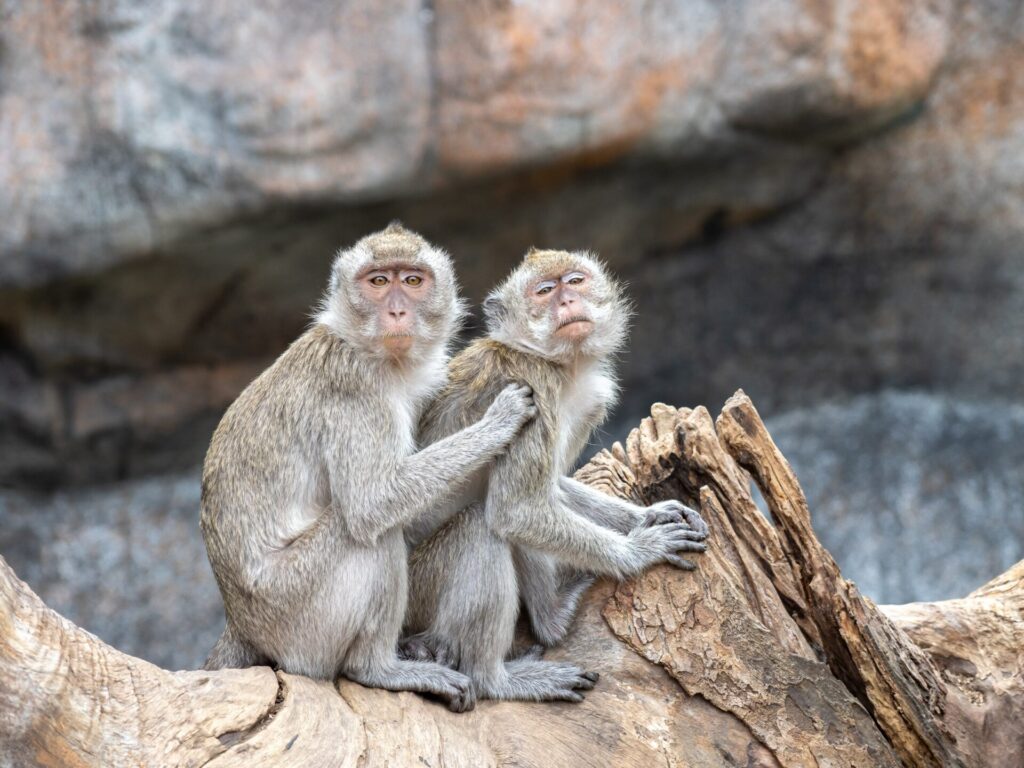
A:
553;374;614;474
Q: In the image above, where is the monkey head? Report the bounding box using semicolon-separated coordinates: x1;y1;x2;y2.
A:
319;223;464;360
483;249;630;363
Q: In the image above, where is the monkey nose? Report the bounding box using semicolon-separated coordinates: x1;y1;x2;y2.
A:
389;308;408;319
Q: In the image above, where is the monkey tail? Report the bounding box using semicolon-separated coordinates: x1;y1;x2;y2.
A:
203;624;262;670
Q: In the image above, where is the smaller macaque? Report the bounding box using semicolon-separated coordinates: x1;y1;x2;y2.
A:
403;248;707;707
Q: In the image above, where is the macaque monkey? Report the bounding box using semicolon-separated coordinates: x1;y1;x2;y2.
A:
200;223;536;711
402;249;707;708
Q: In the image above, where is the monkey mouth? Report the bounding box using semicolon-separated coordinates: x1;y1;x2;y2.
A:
557;316;593;330
381;333;415;354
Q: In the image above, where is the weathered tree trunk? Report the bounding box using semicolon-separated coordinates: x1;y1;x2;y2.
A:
1;393;1020;767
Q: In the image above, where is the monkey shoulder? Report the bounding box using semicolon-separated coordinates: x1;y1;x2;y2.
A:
451;339;563;399
202;327;360;492
224;329;345;416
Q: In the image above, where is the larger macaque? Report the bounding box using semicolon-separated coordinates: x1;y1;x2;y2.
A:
403;249;707;708
200;224;535;711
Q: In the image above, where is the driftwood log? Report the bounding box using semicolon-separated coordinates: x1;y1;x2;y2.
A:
1;392;1021;767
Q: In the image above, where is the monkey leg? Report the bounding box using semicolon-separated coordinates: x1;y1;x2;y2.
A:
202;623;265;670
326;535;474;712
515;548;595;648
459;604;599;704
428;536;598;704
343;656;475;712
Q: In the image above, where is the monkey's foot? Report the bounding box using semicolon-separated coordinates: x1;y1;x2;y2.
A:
493;658;600;704
345;658;476;713
430;665;476;713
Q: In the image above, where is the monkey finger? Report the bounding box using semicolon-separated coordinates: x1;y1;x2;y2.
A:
676;529;708;541
552;689;586;703
659;522;701;539
653;499;686;511
580;670;600;684
508;382;534;399
642;509;684;528
671;540;708;553
572;676;598;691
436;647;460;668
446;686;477;713
398;637;435;662
681;508;709;538
664;554;698;571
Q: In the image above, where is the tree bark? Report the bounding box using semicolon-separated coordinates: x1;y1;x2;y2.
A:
0;392;1020;767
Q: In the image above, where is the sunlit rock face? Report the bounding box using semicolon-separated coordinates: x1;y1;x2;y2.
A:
1;0;1022;664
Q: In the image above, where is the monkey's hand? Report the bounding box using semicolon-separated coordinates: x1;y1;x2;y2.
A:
399;632;459;668
640;500;709;540
627;521;708;572
482;383;538;443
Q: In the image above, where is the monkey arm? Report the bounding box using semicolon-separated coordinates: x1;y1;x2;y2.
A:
488;488;638;581
483;427;642;579
559;476;708;540
557;476;646;533
402;472;481;550
331;419;510;546
487;420;707;578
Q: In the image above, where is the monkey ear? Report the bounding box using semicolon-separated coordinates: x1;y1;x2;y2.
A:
482;294;506;329
327;252;345;295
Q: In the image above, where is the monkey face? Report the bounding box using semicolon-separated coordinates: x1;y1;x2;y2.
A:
357;263;435;356
530;270;596;343
485;250;631;363
320;224;464;361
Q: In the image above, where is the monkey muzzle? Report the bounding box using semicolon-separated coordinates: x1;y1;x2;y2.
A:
557;315;592;330
382;333;415;355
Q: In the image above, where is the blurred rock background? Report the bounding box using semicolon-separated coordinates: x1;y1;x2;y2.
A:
1;0;1022;670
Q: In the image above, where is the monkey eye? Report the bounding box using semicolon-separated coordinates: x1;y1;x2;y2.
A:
403;274;423;287
369;275;389;287
535;280;557;296
564;272;587;286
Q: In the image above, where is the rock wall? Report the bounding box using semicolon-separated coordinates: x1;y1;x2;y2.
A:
1;0;1023;664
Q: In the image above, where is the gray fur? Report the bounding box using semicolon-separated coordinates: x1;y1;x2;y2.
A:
199;225;535;712
403;250;708;706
